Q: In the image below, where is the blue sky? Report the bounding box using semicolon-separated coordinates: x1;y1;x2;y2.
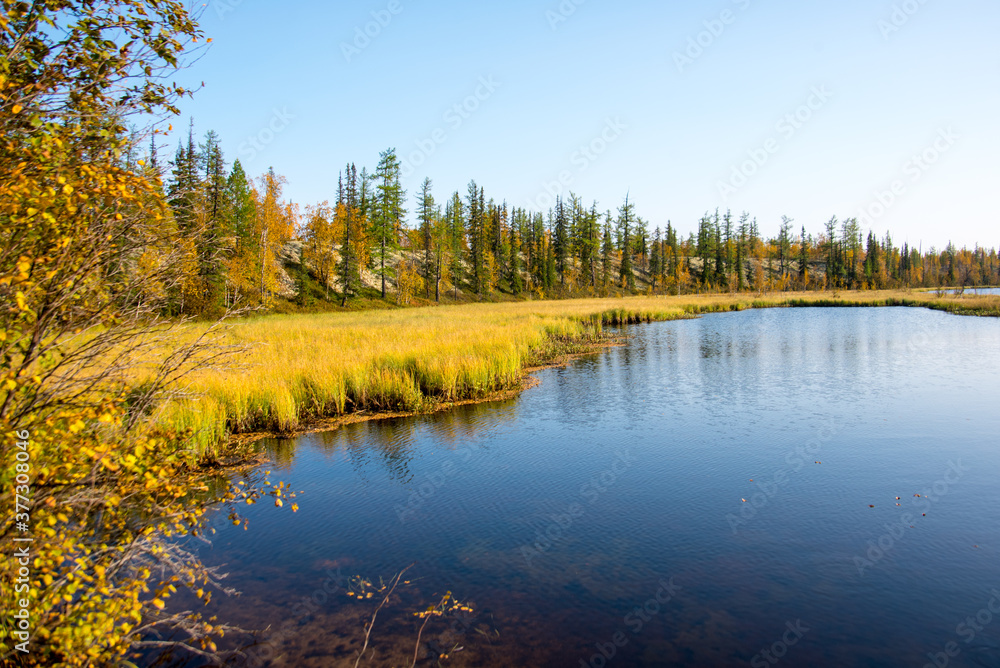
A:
171;0;999;248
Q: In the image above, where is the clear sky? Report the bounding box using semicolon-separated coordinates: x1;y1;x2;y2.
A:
171;0;999;249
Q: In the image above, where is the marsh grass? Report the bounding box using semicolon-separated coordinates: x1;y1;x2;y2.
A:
156;290;999;454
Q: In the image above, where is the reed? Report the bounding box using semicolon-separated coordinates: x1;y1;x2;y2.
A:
155;290;999;454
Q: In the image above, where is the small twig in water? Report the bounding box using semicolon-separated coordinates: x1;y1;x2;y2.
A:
353;562;415;668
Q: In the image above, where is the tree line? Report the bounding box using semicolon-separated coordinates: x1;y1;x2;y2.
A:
152;128;999;314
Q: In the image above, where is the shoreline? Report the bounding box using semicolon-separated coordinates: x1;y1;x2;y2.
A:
218;338;627;456
188;290;1000;464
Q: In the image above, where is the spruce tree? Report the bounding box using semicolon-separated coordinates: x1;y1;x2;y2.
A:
799;226;809;285
618;195;636;290
650;227;662;293
418;178;436;298
553;197;569;288
372;148;406;299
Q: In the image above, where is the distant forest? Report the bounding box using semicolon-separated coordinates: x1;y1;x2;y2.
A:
153;122;1000;315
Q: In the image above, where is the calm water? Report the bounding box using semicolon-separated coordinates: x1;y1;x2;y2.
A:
188;308;1000;668
937;288;1000;296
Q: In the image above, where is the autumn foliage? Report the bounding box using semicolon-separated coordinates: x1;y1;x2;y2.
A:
1;1;291;664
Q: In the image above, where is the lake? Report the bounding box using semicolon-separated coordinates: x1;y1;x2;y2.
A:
935;288;1000;296
189;307;1000;668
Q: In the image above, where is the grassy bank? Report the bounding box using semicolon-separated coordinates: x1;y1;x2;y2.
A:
160;290;1000;453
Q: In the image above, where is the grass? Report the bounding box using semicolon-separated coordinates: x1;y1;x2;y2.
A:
156;290;1000;454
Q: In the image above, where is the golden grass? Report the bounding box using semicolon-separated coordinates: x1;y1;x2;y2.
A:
156;290;999;453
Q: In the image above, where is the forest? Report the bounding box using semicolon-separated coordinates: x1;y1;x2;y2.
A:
2;1;999;666
156;122;1000;316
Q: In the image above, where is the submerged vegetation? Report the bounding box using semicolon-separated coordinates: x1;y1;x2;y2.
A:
163;290;1000;454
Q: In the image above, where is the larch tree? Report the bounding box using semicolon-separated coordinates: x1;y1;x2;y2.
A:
337;165;369;306
418;177;436;298
618;195;636;290
251;168;295;306
303;202;337;300
371;148;406;299
553;197;569;288
446;192;465;300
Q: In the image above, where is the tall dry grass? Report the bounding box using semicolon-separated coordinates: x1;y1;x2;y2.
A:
156;290;999;452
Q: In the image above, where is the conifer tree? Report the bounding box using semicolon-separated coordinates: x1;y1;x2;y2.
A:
650;227;662;292
371;148;406;299
618;195;636;290
509;218;523;295
448;192;465;300
466;181;483;296
602;216;613;290
338;165;366;306
554;197;569;288
799;226;810;285
418;178;436;298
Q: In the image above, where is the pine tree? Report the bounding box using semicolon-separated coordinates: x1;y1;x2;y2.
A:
167;125;199;233
824;216;840;288
799;226;809;286
649;227;662;293
448;192;465;300
198;129;227;311
778;216;794;283
618;195;636;290
553;197;569;288
509;216;523;295
601;216;613;291
696;213;716;287
466;181;483;297
418;178;436;298
735;213;748;292
371;148;406;299
338;165;367;306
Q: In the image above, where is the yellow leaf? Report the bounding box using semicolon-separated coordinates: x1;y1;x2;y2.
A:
152;599;165;610
12;104;22;114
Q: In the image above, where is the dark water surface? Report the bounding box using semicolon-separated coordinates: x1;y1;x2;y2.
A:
191;308;1000;668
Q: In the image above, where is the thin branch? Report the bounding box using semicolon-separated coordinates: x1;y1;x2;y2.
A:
353;562;415;668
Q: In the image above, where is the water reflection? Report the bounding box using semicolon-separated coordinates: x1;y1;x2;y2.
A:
188;308;1000;668
264;398;519;484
